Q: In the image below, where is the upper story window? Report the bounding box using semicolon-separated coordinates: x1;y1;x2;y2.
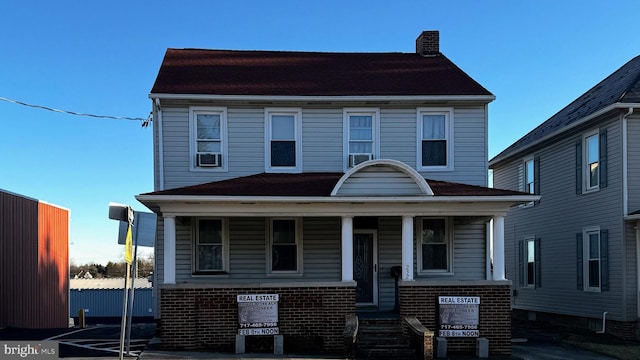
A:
344;109;379;169
194;218;229;274
265;108;302;173
417;217;452;274
417;108;453;171
577;226;608;292
525;158;535;194
190;107;227;171
268;218;302;275
576;129;607;194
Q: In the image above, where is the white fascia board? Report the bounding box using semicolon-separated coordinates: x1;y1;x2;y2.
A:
489;103;640;167
149;93;496;103
136;194;538;217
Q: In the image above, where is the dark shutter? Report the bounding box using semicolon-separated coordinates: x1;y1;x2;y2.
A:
577;233;583;290
576;140;582;195
599;130;608;188
600;229;609;291
535;238;542;288
518;240;524;287
534;156;541;204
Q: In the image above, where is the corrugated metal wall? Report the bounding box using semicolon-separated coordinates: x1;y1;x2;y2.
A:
0;190;69;328
70;288;153;318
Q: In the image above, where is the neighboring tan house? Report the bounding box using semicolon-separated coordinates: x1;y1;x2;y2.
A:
0;189;69;328
136;31;536;357
490;55;640;339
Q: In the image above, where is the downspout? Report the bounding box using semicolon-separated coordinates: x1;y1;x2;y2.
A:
623;107;633;216
596;311;608;334
154;98;165;190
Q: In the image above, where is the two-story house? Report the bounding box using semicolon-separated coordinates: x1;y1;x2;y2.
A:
136;31;537;357
490;55;640;339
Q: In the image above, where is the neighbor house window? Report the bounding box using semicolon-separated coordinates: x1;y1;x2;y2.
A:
344;109;379;169
194;218;228;273
265;108;302;173
576;129;607;194
525;158;535;194
417;218;451;273
268;218;302;274
190;107;227;170
519;237;540;288
417;108;453;170
577;227;609;292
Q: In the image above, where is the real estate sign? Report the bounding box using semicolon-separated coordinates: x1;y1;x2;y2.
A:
237;294;279;335
438;296;480;337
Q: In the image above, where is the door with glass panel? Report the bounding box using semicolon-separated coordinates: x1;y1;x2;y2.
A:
353;230;378;306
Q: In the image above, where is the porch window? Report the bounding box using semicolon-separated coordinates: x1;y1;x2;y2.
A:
417;108;453;170
418;218;451;273
265;108;302;173
189;107;227;171
194;218;228;273
268;218;302;274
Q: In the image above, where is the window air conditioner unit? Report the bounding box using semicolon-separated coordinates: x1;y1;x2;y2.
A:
197;153;222;167
349;153;373;167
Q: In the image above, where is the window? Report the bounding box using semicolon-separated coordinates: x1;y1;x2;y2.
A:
577;227;609;292
194;218;228;273
417;218;452;273
525;158;535;194
417;108;453;170
344;109;379;169
268;219;302;274
576;129;607;193
190;107;227;171
265;108;302;173
519;237;540;288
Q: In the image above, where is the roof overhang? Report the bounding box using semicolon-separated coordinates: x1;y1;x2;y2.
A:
149;93;496;103
489;103;640;166
135;194;539;218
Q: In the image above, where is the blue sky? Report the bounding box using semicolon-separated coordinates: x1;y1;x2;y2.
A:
2;1;639;265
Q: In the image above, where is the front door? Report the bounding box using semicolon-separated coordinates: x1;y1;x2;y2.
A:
353;230;378;306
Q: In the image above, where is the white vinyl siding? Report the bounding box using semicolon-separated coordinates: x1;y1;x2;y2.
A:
335;166;425;196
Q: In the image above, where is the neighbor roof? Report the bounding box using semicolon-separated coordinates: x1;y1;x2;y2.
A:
490;55;640;165
140;172;526;197
150;49;493;97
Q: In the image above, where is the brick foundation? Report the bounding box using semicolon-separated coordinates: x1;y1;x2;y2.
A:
399;282;512;355
159;285;355;354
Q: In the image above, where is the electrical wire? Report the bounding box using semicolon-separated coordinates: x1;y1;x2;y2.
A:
0;96;152;126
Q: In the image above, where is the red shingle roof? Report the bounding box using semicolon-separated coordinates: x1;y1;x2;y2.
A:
141;173;527;197
150;49;493;97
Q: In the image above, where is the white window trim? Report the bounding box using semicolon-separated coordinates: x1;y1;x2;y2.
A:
343;108;380;172
583;226;601;292
417;107;454;171
416;217;454;276
265;108;303;173
583;129;600;193
189;106;228;172
192;217;229;275
524;236;536;288
266;218;303;276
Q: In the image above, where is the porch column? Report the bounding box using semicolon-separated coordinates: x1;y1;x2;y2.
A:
164;216;176;284
402;216;414;280
341;216;354;282
492;215;506;280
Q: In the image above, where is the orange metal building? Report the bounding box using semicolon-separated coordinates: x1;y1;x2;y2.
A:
0;189;69;328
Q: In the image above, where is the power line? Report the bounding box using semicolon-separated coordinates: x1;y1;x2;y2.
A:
0;96;151;126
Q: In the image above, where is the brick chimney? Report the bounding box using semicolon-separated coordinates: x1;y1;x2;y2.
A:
416;31;440;56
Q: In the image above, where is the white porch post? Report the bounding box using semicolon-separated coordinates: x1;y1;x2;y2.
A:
492;215;506;280
341;216;354;282
402;216;414;280
163;216;176;284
